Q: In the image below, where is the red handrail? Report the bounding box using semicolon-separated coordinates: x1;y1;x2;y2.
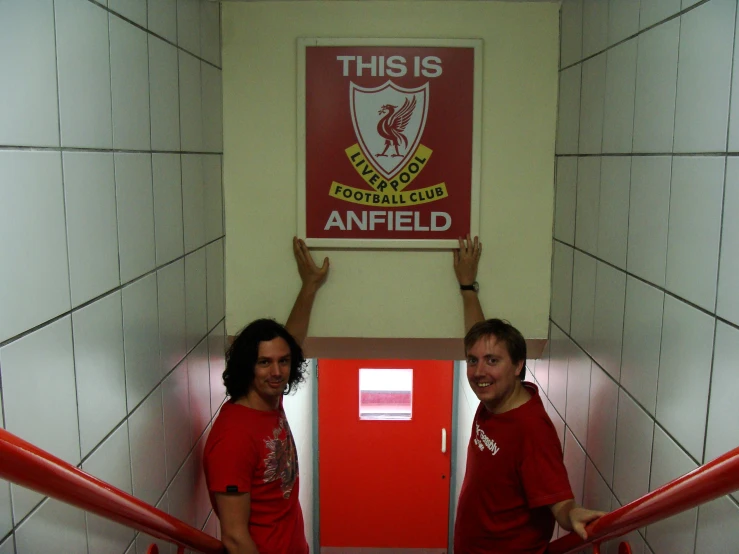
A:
0;428;224;554
549;444;739;554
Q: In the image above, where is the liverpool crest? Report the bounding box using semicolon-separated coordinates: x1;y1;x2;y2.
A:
350;81;429;181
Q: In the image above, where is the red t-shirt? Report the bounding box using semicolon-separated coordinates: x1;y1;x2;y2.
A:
454;383;573;554
203;401;309;554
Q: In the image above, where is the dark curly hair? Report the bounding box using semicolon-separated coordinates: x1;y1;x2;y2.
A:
223;318;307;400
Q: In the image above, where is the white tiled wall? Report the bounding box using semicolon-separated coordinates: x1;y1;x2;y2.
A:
545;1;739;552
0;1;224;553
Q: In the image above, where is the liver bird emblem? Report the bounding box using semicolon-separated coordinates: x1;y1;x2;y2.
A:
376;97;417;158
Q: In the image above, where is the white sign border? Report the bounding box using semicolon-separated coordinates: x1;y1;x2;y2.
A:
297;37;483;250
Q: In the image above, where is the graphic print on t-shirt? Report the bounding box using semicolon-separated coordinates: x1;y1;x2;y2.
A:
473;421;500;456
263;416;298;499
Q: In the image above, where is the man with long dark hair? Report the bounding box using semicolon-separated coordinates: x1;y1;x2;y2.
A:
452;235;604;553
204;237;328;554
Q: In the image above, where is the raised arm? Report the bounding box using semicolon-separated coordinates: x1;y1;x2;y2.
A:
285;236;329;347
454;234;484;333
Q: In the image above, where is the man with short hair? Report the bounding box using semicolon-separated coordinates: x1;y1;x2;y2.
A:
453;235;604;553
204;237;328;554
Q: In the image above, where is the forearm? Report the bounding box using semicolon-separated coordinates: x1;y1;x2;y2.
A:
461;290;485;334
551;499;577;531
285;284;320;347
222;531;259;554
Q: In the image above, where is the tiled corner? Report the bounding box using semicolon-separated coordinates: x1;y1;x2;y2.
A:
0;151;70;344
547;327;571;416
109;15;151;150
204;155;224;242
202;64;223;153
177;0;201;57
645;425;699;554
55;0;113;149
547;398;566;448
620;277;664;416
575;156;601;255
607;0;640;46
633;19;680;153
613;389;654;505
554;157;577;244
555;66;582;155
63;152;120;307
188;341;211;445
704;323;739;475
565;348;591;447
597;156;630;269
695;497;739;554
148;0;177;43
627;156;672;287
128;388;167;507
82;422;135;554
602;39;637;154
206;239;225;330
729;5;739;151
563;428;587;505
179;51;204;152
665;156;724;312
182;154;207;253
163;361;192;481
560;0;583;68
582;0;609;58
0;317;80;521
673;0;735;153
153;154;185;266
108;0;147;28
72;291;127;458
550;242;574;333
200;0;221;67
639;0;681;31
168;453;197;528
115;153;156;284
14;499;87;554
157;259;188;376
122;274;161;411
586;363;618;485
209;323;227;417
185;249;209;352
570;251;596;353
583;457;612;513
591;262;625;380
149;36;181;152
0;0;59;147
656;295;715;461
578;54;607;154
717;158;739;326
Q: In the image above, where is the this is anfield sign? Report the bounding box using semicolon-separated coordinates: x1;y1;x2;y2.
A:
298;38;482;249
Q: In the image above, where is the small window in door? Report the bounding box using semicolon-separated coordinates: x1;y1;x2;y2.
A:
358;368;413;420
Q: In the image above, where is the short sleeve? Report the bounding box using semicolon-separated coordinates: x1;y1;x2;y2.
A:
519;417;574;509
204;431;258;495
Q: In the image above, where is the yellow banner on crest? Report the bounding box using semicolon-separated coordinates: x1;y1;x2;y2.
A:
345;144;433;193
329;182;448;207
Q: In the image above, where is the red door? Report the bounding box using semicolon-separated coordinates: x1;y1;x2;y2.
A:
318;359;454;551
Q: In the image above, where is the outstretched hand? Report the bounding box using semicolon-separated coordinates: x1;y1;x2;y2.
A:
293;236;329;292
453;234;481;286
568;507;606;540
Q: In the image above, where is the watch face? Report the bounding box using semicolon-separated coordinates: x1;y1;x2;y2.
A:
472;281;479;292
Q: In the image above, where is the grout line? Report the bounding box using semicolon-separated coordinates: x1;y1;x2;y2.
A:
0;237;225;350
0;145;222;155
557;152;738;157
86;0;221;71
559;0;713;73
551;238;739;336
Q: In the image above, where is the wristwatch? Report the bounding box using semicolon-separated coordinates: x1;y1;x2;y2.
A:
460;281;479;292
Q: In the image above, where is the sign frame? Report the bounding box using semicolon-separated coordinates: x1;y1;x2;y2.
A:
297;37;483;249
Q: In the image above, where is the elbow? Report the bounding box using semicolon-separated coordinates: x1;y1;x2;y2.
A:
221;531;254;553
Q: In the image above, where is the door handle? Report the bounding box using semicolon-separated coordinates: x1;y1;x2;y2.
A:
441;428;447;453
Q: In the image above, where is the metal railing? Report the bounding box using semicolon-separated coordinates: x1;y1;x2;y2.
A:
0;428;224;554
